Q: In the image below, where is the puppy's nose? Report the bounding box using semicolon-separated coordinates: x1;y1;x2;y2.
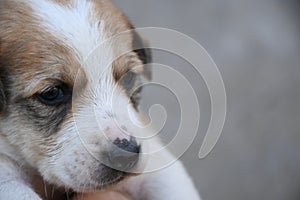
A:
107;136;140;171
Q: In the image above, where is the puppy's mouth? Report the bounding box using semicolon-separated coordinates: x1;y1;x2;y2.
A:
94;165;128;188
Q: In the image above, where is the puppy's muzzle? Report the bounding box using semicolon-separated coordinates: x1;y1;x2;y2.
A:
106;136;140;171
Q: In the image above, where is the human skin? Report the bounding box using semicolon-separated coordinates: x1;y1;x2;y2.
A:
72;191;131;200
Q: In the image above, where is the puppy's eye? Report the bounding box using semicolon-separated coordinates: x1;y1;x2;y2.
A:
120;71;136;91
37;86;70;106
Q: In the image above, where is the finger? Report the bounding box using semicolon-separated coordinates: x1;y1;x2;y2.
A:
72;191;131;200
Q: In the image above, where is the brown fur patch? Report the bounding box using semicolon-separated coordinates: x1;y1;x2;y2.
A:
0;0;88;139
50;0;74;8
91;0;133;37
0;0;86;101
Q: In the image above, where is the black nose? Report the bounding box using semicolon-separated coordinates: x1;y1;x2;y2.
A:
107;136;140;171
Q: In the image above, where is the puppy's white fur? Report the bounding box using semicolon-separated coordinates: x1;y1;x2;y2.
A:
0;0;201;199
30;0;103;59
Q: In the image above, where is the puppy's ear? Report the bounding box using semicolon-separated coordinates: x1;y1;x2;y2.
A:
0;79;6;113
132;30;152;80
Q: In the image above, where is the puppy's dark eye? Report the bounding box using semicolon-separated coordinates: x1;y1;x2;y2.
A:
121;71;136;91
37;86;70;106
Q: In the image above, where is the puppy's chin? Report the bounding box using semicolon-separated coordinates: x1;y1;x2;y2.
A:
64;168;129;200
69;165;130;193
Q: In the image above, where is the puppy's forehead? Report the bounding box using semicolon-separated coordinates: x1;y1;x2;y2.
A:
30;0;135;74
31;1;127;54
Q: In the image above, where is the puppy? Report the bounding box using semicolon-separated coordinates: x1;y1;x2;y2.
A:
0;0;201;199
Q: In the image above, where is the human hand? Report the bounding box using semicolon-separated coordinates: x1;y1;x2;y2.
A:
72;191;131;200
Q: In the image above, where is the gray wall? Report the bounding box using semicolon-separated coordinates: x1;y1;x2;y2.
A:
112;1;300;199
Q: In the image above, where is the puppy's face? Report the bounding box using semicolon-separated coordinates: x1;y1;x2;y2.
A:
0;0;151;191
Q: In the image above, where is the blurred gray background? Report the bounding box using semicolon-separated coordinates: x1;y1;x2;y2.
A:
113;0;300;199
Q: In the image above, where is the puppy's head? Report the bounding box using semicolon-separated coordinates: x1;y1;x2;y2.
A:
0;0;151;191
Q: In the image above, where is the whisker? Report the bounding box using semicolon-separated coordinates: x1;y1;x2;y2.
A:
51;185;55;199
43;179;48;200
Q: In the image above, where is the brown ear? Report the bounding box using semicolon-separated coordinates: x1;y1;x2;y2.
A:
132;30;152;80
0;79;5;113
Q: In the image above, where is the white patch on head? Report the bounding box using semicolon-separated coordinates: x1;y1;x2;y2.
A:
29;0;119;87
29;0;105;60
